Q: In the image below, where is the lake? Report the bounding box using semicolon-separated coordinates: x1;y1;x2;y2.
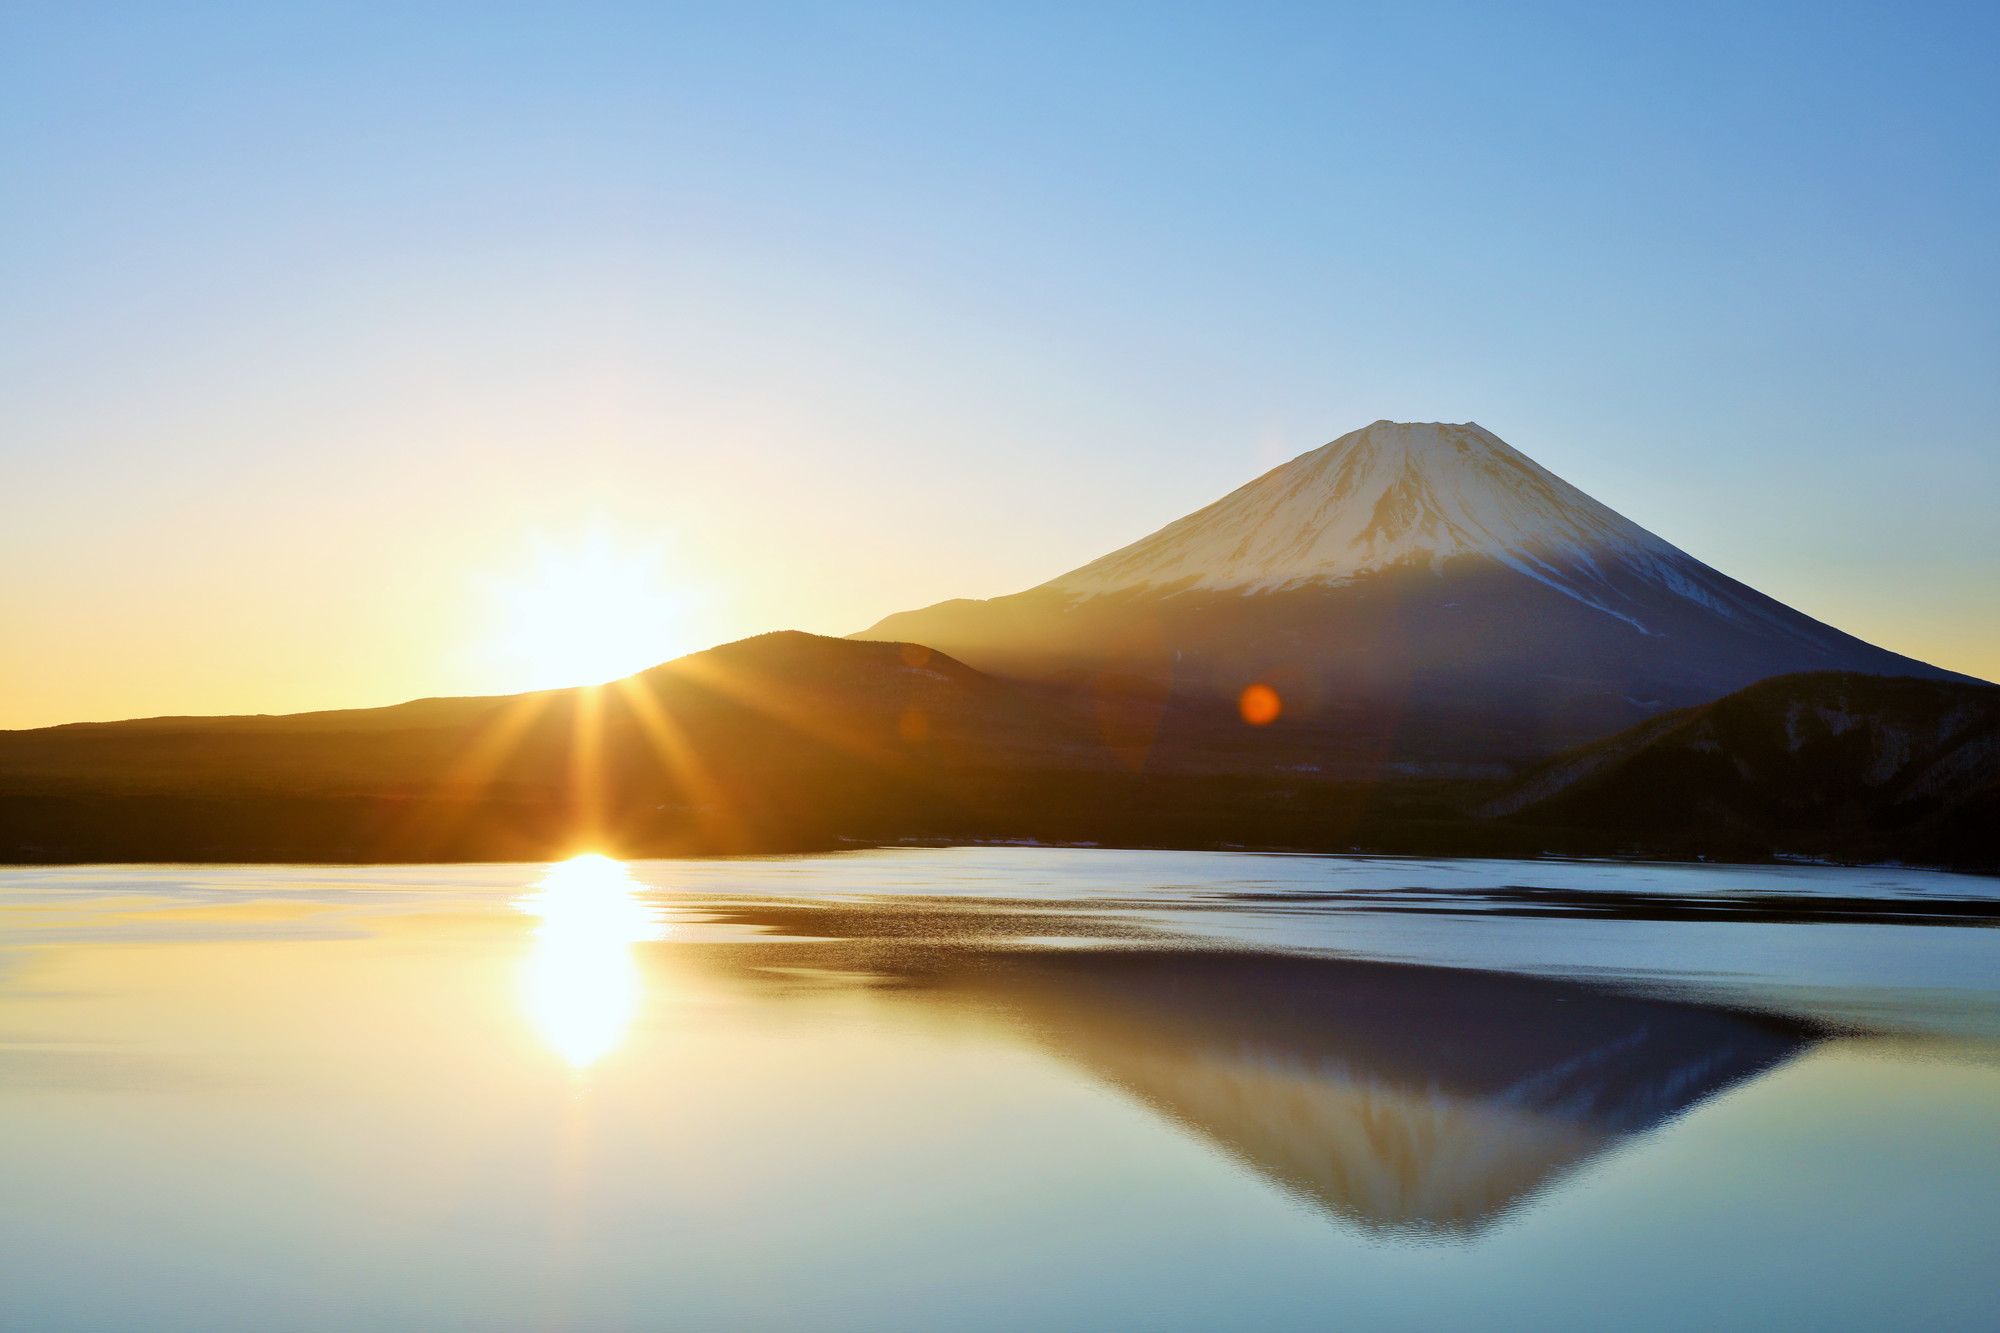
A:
3;848;1997;1331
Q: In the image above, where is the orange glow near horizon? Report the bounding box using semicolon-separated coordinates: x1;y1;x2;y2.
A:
1239;683;1282;726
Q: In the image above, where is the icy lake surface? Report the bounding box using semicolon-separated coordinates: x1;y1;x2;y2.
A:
2;848;1997;1332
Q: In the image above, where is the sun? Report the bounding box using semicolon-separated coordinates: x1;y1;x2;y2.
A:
482;529;694;691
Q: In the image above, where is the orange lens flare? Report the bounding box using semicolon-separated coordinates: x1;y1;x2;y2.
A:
1239;683;1282;726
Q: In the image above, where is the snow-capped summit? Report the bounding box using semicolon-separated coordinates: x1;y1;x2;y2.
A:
856;420;1971;764
1048;421;1657;594
1042;420;1801;643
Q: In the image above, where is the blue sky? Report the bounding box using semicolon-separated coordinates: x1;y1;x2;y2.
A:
3;2;1996;724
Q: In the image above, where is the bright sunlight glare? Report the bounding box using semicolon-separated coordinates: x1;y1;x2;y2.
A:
482;528;695;691
514;854;664;1070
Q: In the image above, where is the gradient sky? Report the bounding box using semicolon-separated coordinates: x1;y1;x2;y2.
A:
5;2;1997;728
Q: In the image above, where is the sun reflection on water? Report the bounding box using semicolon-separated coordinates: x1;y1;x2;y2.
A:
515;854;663;1069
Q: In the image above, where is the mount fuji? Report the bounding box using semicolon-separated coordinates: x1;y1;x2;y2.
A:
858;421;1971;762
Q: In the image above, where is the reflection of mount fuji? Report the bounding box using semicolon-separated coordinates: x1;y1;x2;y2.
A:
928;951;1815;1234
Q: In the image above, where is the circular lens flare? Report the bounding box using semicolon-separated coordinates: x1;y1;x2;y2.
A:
1239;683;1282;726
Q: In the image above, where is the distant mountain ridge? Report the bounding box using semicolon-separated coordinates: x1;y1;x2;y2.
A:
860;420;1972;759
4;638;1996;870
0;630;1552;864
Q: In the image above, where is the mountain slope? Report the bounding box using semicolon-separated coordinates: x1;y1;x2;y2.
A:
1484;671;2000;868
859;421;1970;761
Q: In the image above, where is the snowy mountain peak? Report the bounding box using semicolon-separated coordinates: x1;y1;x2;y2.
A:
1042;420;1678;598
858;419;1970;739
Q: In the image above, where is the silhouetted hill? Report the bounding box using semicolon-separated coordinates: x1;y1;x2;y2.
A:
1484;672;2000;870
0;632;1484;862
0;632;1107;861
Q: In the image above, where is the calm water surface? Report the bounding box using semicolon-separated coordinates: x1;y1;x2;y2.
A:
2;848;1997;1332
